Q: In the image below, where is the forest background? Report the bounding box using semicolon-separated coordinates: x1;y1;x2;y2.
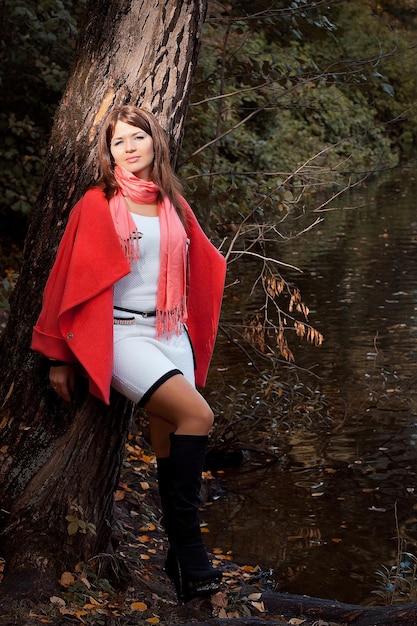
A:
1;0;417;444
1;0;417;623
0;0;417;445
2;0;417;446
2;0;417;257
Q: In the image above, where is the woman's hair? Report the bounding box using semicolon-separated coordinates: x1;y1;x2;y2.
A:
97;105;186;222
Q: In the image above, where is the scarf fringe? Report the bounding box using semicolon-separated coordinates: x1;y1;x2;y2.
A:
120;230;141;266
156;299;188;340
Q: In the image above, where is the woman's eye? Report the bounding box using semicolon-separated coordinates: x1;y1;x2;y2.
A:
135;134;145;140
113;140;123;146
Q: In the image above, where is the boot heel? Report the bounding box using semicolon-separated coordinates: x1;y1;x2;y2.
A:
165;548;221;603
165;548;189;603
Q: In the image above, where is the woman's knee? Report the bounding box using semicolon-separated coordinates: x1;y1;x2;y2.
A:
200;405;215;431
178;403;214;434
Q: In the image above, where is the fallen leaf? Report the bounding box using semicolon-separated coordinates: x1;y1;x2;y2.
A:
146;617;160;624
1;383;14;411
131;601;147;611
248;592;262;600
114;490;125;501
88;596;102;606
211;591;228;608
241;565;259;573
59;571;75;587
50;596;66;607
140;481;150;490
289;619;306;625
80;576;91;589
251;601;265;612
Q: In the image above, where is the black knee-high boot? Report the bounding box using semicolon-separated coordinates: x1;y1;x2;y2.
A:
165;433;222;602
156;456;174;540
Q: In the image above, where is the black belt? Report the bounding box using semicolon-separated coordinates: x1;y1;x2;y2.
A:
114;306;157;318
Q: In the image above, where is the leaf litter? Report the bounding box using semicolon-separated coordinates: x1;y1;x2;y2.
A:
0;432;347;625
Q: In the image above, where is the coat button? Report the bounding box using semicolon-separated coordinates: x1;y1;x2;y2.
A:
67;333;73;339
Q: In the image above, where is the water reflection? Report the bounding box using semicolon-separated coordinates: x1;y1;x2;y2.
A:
204;169;417;604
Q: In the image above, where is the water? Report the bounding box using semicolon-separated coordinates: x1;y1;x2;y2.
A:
204;167;417;604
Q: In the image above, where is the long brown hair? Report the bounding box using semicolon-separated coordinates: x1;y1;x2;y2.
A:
97;105;186;223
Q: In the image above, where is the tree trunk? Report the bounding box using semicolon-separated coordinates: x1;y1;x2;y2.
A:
0;0;207;602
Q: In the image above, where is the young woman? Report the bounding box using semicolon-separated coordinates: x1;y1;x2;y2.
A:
32;105;226;602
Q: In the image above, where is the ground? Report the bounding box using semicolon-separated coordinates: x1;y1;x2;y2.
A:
0;303;413;625
0;429;349;626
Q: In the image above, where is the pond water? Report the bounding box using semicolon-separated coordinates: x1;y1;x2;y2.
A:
204;166;417;605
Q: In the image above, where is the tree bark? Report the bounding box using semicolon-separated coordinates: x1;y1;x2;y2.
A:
0;0;207;602
261;590;417;625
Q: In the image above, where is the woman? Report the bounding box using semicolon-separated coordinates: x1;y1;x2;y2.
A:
31;105;226;602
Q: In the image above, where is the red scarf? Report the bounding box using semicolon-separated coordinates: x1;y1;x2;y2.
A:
109;166;188;338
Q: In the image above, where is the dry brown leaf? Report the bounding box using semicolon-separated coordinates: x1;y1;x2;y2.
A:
251;601;265;612
248;592;262;600
88;596;102;606
211;591;228;608
1;382;14;411
241;565;259;573
131;601;147;611
59;571;75;587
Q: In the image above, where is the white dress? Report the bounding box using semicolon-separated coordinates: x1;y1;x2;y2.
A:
111;213;195;405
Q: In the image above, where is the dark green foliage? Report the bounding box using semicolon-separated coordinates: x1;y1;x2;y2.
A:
0;0;86;233
179;0;417;229
1;0;417;233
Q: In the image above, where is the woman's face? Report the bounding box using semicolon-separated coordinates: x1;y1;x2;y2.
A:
110;120;154;181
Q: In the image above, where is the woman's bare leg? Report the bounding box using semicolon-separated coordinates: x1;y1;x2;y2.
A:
145;373;214;444
148;413;175;458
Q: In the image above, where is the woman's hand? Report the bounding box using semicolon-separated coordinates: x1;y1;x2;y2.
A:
49;365;75;402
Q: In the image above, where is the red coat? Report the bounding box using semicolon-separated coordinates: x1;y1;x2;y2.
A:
31;188;226;404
